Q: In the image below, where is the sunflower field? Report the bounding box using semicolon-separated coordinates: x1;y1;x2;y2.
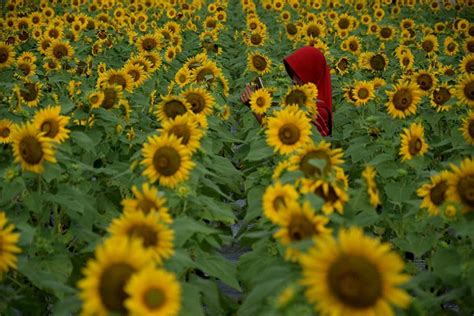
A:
0;0;473;315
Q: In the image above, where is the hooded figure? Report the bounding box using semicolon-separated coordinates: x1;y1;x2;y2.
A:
284;46;333;136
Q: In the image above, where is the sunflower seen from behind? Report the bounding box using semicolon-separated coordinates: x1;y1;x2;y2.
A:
262;181;299;225
249;88;272;115
399;122;429;161
300;227;411;316
122;183;171;223
386;80;422;119
33;106;70;143
417;171;451;216
0;211;21;278
446;157;474;213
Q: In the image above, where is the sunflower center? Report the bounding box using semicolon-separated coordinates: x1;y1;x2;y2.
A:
144;288;165;309
20;83;39;102
108;74;127;90
422;40;434;52
447;43;456;52
357;88;369;99
278;123;301;145
287;23;298;35
338;18;349;29
468;120;474;139
53;44;68;59
250;33;262;45
467;41;474;53
0;49;9;63
370;54;385;71
142;38;157;51
464;81;474;101
288;214;316;241
99;263;136;313
285;89;307;106
256;97;265;107
19;63;31;76
380;27;392;38
300;150;330;177
393;88;413;111
349;41;358;51
40;120;59;138
466;60;474;74
327;255;382;308
137;198;158;214
102;87;118;109
252;56;267;71
408;137;422;156
307;25;320;37
1;127;10;138
128;69;140;81
417;74;433;91
430;180;448;206
127;224;158;247
273;196;286;210
20;135;44;165
457;175;474;207
433;87;450;105
185;93;206;113
153;146;181;176
164;100;187;119
196;68;214;82
402;57;410;66
169;124;191;145
314;184;338;203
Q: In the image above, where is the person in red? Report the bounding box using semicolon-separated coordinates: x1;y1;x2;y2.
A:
241;46;333;136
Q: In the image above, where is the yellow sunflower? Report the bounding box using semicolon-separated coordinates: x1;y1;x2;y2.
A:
0;119;15;144
266;105;312;155
46;39;74;61
88;91;105;108
460;111;474;145
156;95;192;122
417;171;451;216
122;183;171;223
444;37;459;56
33;106;70;143
140;51;162;73
191;60;221;84
413;70;437;95
420;34;439;54
250;88;272;115
446;157;474;213
136;33;162;53
302;179;349;215
141;134;195;188
335;57;350;75
431;84;453;112
181;87;215;115
399;123;429;161
247;52;272;75
161;113;204;153
362;166;381;207
11;123;56;174
123;63;150;89
262;181;299;224
164;47;178;63
359;52;389;72
174;67;191;88
97;84;123;110
98;69;134;92
352;81;375;107
300;227;411;316
274;201;331;262
77;237;154;316
125;267;181;316
0;212;21;278
385;80;423;119
16;61;37;79
303;21;326;39
377;26;396;41
108;211;174;264
15;81;42;107
283;84;318;113
455;74;474;107
460;54;474;75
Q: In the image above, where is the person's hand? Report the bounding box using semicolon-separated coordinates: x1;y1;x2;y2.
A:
240;84;253;105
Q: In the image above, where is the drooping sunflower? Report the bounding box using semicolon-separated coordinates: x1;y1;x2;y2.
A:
417;171;451;216
136;33;162;53
161;113;204;153
123;63;150;89
399;123;429;161
250;88;272;115
362;166;381;207
455;74;474;107
460;54;474;75
430;84;453;112
266;105;312;155
0;119;15;144
0;212;21;278
141;134;195;188
352;81;375;107
125;267;181;316
247;52;272;75
385;80;423;119
46;39;74;61
11;123;56;173
446;157;474;213
0;44;16;69
181;87;215;115
262;181;299;224
302;179;349;215
460;111;474;145
156;95;192;122
33;106;70;143
274;201;331;262
122;183;171;223
283;84;318;112
78;237;154;316
108;212;174;264
300;227;411;316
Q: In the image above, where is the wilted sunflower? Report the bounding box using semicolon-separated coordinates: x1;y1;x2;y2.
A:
300;227;411;316
0;44;16;68
156;95;192;122
274;201;331;262
161;113;204;153
250;88;272;115
78;237;154;316
108;212;174;264
0;211;21;278
283;84;318;113
125;267;181;316
266;105;312;155
446;157;474;213
262;181;299;224
181;87;215;115
399;123;429;161
174;67;191;88
122;183;171;223
460;54;474;75
247;52;272;75
12;123;56;174
136;33;162;53
302;179;348;215
98;69;134;92
362;166;381;207
0;119;14;144
141;134;195;188
33;106;70;143
352;81;375;106
417;171;451;216
386;80;422;119
455;74;474;107
46;39;74;61
460;111;474;145
123;63;150;89
431;84;453;112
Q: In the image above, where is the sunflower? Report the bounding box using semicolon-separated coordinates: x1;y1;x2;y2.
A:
455;74;474;107
262;182;299;224
16;60;36;79
108;212;174;264
431;84;453;112
343;36;361;55
250;88;272;115
446;158;474;213
14;81;42;107
444;37;459;56
174;67;191;88
11;123;56;173
161;113;204;153
164;47;178;63
122;183;171;223
98;69;134;92
464;37;474;54
221;105;231;120
88;91;105;108
288;141;344;179
78;237;154;316
335;57;350;75
398;51;414;70
266;105;312;155
46;39;74;61
300;227;411;316
414;70;437;94
417;171;451;216
283;84;318;111
181;87;214;116
191;60;221;84
303;22;326;39
399;123;429;161
385;80;422;119
125;267;181;316
285;22;300;40
245;30;267;47
123;63;150;89
352;81;375;107
141;51;162;73
274;201;331;262
247;52;271;75
334;13;353;33
377;26;396;41
460;111;474;145
0;119;15;144
420;34;439;54
0;44;16;69
362;166;381;207
302;179;349;215
96;84;123;110
0;211;21;279
32;106;69;143
156;95;192;122
136;33;162;53
460;54;474;75
141;134;195;188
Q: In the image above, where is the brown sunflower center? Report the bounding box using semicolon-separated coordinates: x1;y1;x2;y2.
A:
53;44;68;59
457;175;474;207
466;60;474;74
464;81;474;101
273;196;286;210
20;83;39;102
127;224;158;247
142;38;157;51
153;146;181;176
380;27;392;38
169;124;191;145
314;184;338;203
337;58;348;71
108;74;127;90
128;69;140;81
1;127;10;138
185;93;206;113
278;123;301;145
256;96;265;107
447;43;456;52
164;100;187;119
338;18;350;29
285;89;307;106
19;135;43;165
430;180;448;206
469;120;474;139
300;150;330;177
416;74;433;91
288;214;316;241
99;263;136;314
327;255;382;308
250;33;262;45
422;40;434;52
467;41;474;53
286;23;298;35
433;87;451;105
48;29;59;38
0;48;9;63
392;88;413;111
196;68;214;82
357;88;369;99
408;137;423;156
349;41;358;51
369;54;385;71
19;63;31;76
252;55;267;71
40;120;59;138
307;25;321;37
144;288;165;309
102;87;118;109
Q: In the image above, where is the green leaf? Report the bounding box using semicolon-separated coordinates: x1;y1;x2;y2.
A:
70;131;96;153
195;252;241;291
431;248;462;282
172;217;219;247
384;182;413;204
198;196;236;224
179;283;205;316
244;186;265;222
245;138;273;161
